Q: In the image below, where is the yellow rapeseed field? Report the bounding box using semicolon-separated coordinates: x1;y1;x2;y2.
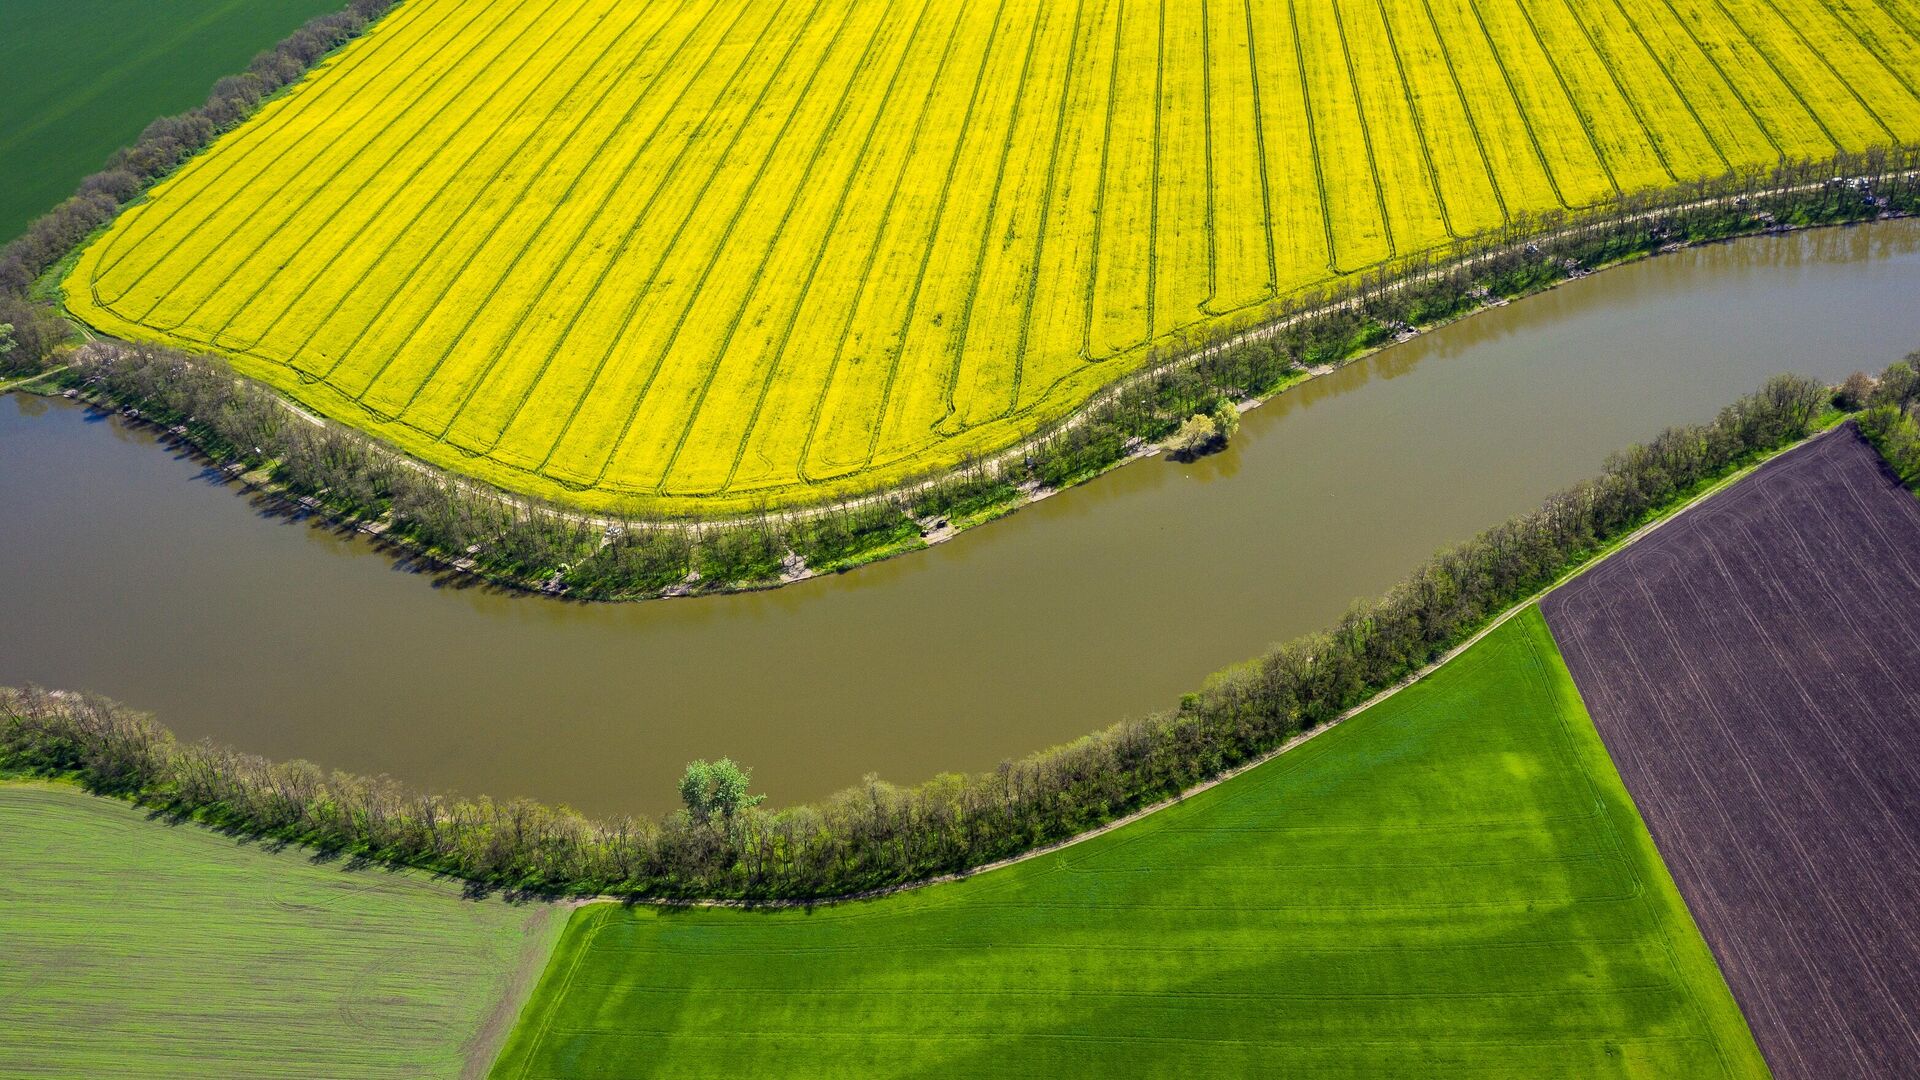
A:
65;0;1920;514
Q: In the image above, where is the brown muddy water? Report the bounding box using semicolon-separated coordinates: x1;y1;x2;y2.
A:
4;221;1919;817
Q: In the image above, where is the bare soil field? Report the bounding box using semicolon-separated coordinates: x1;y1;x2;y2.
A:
1543;426;1920;1079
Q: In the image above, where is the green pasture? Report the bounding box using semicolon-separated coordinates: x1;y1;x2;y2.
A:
0;782;562;1078
493;609;1763;1079
0;0;339;239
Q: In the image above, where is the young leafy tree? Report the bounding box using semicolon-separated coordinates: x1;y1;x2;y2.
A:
1870;356;1919;414
1169;413;1217;458
678;758;764;825
0;323;14;361
1209;400;1241;444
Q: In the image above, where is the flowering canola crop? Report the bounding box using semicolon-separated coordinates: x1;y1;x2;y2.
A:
65;0;1920;513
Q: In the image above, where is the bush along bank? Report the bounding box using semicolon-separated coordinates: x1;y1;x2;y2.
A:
1856;354;1920;488
14;150;1920;599
3;372;1861;900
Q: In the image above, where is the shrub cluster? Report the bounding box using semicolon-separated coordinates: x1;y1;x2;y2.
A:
1857;354;1920;485
1;373;1836;899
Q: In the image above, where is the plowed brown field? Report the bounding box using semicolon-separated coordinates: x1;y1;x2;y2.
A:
1543;425;1920;1079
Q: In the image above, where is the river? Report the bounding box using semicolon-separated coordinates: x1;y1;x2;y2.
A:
3;221;1917;816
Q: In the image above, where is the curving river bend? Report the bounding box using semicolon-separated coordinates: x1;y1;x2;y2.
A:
4;221;1919;816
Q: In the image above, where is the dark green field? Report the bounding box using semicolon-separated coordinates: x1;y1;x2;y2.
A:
492;610;1765;1079
0;0;339;239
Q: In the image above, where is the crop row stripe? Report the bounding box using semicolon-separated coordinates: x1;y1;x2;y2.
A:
1549;0;1680;187
1706;0;1845;153
1197;0;1222;313
533;0;842;485
1597;0;1734;174
1367;0;1464;239
1454;0;1571;208
597;0;884;491
354;1;687;418
1645;0;1787;161
1752;0;1910;142
925;0;1056;439
1329;0;1400;262
842;0;1022;475
709;0;951;493
1077;0;1130;363
400;0;738;444
996;0;1100;425
1285;0;1344;276
1411;0;1512;226
267;0;684;385
551;0;875;490
1242;0;1282;294
1501;0;1625;201
791;4;977;484
1815;0;1920;111
98;0;508;311
931;0;1091;437
217;0;672;362
404;0;775;452
1141;0;1165;352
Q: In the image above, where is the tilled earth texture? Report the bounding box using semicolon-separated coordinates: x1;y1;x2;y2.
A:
1543;425;1920;1080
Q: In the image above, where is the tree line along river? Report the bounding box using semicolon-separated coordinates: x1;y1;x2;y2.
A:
3;221;1918;817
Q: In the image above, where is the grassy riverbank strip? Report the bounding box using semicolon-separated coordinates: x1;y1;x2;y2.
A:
0;371;1871;902
10;160;1917;600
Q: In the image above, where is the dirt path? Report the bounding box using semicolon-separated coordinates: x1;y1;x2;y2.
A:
0;364;68;394
462;901;571;1080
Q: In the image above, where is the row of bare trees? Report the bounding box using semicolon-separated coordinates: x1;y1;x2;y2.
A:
1;374;1836;899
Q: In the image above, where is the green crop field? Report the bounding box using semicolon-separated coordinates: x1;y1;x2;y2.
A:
0;0;340;240
62;0;1920;515
489;609;1764;1079
0;783;563;1079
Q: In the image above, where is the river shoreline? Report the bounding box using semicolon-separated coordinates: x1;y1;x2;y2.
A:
18;204;1913;603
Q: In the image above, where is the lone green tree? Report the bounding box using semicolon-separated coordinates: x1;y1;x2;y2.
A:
0;323;15;363
1168;412;1217;458
678;757;764;825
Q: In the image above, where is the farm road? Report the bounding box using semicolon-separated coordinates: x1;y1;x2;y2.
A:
1543;426;1920;1079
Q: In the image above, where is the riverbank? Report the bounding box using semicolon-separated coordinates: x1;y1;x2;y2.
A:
0;373;1851;900
14;162;1918;601
8;221;1917;816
